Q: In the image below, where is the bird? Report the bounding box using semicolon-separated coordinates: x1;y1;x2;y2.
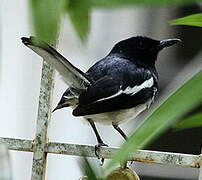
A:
21;36;181;157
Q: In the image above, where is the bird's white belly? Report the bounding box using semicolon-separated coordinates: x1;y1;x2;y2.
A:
85;103;148;125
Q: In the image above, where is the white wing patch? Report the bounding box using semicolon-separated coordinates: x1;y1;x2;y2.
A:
96;77;154;102
123;77;154;95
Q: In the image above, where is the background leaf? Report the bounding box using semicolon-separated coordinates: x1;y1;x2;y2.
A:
169;13;202;27
90;0;201;8
67;0;91;42
173;113;202;130
30;0;202;42
30;0;66;43
106;70;202;168
80;157;101;180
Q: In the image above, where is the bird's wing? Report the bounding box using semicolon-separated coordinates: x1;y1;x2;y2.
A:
73;71;156;116
21;36;91;90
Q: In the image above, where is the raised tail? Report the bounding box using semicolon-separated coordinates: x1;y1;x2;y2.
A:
21;36;91;90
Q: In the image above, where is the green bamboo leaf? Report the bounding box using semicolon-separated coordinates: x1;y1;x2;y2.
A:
30;0;66;44
80;157;101;180
174;113;202;130
169;13;202;27
68;0;90;42
90;0;201;7
106;70;202;169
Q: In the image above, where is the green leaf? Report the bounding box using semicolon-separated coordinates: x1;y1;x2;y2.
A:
67;0;90;42
30;0;66;44
169;13;202;27
80;157;101;180
106;70;202;169
90;0;201;7
174;113;202;130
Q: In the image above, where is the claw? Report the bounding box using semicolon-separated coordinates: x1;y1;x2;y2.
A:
94;142;108;166
95;142;108;157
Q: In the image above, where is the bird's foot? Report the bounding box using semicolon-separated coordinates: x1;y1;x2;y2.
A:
95;142;108;157
95;142;108;166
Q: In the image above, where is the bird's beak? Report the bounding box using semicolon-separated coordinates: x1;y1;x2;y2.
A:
52;103;68;112
158;38;181;49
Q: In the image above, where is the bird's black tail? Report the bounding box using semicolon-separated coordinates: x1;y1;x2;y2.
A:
21;36;91;90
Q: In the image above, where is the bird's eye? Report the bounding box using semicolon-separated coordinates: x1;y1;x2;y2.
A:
138;41;148;50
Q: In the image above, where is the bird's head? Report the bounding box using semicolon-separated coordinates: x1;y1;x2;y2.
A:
110;36;181;67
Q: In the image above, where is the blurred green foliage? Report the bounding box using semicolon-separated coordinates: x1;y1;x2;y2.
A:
170;13;202;27
80;158;101;180
68;0;90;41
174;113;202;130
90;0;201;7
30;0;66;44
30;0;202;42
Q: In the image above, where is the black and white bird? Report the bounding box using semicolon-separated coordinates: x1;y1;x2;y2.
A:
21;36;180;155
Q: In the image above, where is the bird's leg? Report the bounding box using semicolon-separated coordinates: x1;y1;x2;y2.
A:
112;123;128;141
113;123;129;167
88;119;108;159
